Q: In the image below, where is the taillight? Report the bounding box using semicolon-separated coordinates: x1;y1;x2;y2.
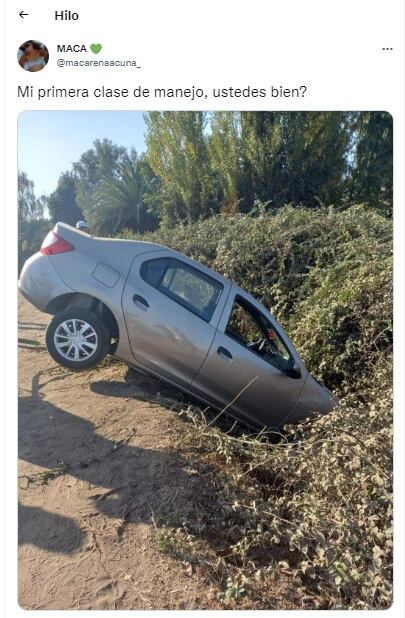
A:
40;231;74;255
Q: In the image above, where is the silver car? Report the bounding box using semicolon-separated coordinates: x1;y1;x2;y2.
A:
19;223;336;429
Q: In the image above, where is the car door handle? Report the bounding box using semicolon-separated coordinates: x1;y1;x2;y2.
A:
217;346;233;361
133;294;149;309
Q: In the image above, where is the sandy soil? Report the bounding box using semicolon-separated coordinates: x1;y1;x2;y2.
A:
18;297;222;610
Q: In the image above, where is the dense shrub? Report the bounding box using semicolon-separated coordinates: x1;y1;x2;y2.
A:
164;374;392;609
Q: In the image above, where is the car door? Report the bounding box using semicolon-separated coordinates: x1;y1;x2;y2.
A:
122;250;231;388
191;286;307;428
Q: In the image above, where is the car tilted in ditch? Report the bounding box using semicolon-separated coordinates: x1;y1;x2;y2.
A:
19;223;336;429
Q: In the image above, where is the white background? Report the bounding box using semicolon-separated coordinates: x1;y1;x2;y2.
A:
2;0;404;616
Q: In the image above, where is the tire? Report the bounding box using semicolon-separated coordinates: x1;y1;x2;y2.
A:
46;308;110;370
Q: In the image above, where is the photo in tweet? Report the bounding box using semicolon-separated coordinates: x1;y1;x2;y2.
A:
17;110;393;610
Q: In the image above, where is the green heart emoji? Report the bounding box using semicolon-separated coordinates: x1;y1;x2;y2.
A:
90;43;102;54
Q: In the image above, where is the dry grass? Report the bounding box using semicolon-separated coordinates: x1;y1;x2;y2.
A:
152;366;392;609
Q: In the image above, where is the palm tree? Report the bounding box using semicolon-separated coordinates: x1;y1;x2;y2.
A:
91;153;143;236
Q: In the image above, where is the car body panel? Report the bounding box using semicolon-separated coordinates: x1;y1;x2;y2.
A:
122;250;232;388
288;374;336;423
18;251;74;312
191;285;308;427
18;223;337;428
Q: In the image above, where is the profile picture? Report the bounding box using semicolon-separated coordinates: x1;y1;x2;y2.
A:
18;40;49;72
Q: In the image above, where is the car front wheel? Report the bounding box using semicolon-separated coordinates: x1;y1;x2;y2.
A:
46;308;110;370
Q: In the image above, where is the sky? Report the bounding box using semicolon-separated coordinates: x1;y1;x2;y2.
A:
18;111;147;197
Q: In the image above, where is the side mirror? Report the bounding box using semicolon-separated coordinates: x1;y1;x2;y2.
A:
285;362;302;379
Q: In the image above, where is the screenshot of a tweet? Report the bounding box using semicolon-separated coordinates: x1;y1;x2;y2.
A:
2;0;404;615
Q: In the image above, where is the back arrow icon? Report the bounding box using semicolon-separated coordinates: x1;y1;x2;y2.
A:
19;10;29;18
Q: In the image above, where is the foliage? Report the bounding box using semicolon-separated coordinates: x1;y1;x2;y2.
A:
208;111;243;212
18;171;49;268
141;111;391;224
72;138;128;214
70;141;158;235
145;111;216;226
164;376;392;609
18;217;51;272
237;112;351;210
19;112;392;243
18;171;44;223
89;153;157;235
47;171;83;226
349;112;393;215
19;218;51;253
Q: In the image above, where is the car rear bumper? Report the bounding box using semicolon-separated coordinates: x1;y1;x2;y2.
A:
18;252;74;313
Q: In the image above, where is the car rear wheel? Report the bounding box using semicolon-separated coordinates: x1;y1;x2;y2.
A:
46;308;110;370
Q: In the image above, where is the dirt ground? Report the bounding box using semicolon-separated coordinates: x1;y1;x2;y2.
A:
18;297;225;610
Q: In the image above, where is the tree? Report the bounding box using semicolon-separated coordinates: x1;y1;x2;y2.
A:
90;151;157;235
47;171;83;225
349;112;393;214
136;155;162;230
208;112;244;212
19;218;52;254
144;112;215;226
240;112;284;209
18;171;48;271
240;112;350;210
18;171;44;222
72;139;127;216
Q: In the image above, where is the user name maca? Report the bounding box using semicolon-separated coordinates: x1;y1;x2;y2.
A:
57;44;87;53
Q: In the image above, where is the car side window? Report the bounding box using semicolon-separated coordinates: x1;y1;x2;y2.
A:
140;258;168;288
225;296;293;372
226;300;262;345
140;257;223;322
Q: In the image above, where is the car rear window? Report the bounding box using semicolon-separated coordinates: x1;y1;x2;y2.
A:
140;257;223;322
